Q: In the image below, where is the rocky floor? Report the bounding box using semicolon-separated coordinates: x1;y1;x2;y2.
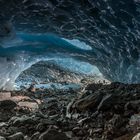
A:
0;82;140;140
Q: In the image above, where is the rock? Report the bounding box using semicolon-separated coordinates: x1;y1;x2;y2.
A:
39;119;56;126
104;114;128;139
85;83;103;92
132;133;140;140
36;123;46;132
0;112;12;122
0;92;11;101
125;100;140;111
78;117;90;124
66;99;75;118
35;99;42;105
0;136;6;140
39;129;69;140
11;96;31;102
92;128;103;134
0;122;8;128
18;101;39;111
0;83;139;140
129;114;140;131
72;91;104;111
72;127;81;134
108;114;123;128
97;94;113;111
64;131;72;139
114;134;135;140
124;100;140;118
10;115;35;126
72;127;86;137
28;84;36;92
30;132;40;140
7;132;24;140
24;135;30;140
0;100;17;110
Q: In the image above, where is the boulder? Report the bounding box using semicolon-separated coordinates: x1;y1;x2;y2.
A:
0;100;17;110
39;129;69;140
97;94;113;111
132;133;140;140
0;136;6;140
10;115;35;126
11;96;31;102
7;132;24;140
18;101;39;111
72;91;104;111
30;132;40;140
0;92;11;101
129;114;140;131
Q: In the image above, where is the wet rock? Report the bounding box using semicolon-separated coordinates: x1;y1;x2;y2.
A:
124;100;140;117
64;131;72;139
108;114;125;129
104;114;128;139
66;99;75;118
11;96;31;102
92;128;103;134
0;111;13;122
46;102;59;111
7;127;20;135
0;100;17;110
72;127;86;137
10;115;35;126
72;127;81;134
18;101;39;111
24;135;30;140
36;123;47;132
0;92;11;101
30;132;40;140
39;129;70;140
85;83;103;92
78;117;90;124
113;134;135;140
129;114;140;131
28;84;36;93
39;119;56;126
0;83;139;140
47;110;58;116
132;133;140;140
7;132;24;140
0;122;8;128
0;136;6;140
97;94;113;111
72;91;104;111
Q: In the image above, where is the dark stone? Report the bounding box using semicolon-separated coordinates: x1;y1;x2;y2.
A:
30;132;40;140
0;100;17;110
72;91;104;111
7;132;24;140
39;129;70;140
97;94;113;111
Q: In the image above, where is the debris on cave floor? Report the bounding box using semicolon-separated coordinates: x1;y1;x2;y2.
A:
0;82;140;140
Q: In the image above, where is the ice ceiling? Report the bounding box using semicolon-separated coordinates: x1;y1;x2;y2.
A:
0;0;140;90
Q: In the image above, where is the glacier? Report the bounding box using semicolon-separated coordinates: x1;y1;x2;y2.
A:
0;32;104;90
0;0;140;90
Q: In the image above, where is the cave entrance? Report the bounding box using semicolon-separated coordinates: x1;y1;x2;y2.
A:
15;59;108;90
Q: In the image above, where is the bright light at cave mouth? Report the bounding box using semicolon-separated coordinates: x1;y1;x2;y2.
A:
15;57;105;90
